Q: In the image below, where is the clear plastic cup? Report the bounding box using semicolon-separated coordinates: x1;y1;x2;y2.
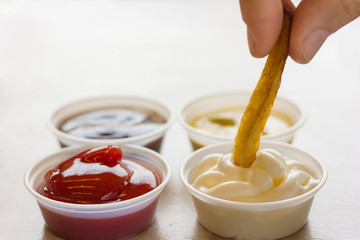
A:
47;95;174;152
180;141;327;240
24;144;171;240
178;91;305;150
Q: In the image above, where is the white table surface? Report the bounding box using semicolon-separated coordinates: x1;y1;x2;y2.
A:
1;0;360;239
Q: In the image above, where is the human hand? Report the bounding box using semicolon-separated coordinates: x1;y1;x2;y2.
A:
239;0;360;63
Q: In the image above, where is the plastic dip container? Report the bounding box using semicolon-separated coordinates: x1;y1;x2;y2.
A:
24;144;171;240
179;91;305;150
180;141;327;240
47;95;174;152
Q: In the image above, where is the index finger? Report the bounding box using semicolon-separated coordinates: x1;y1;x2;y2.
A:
239;0;295;58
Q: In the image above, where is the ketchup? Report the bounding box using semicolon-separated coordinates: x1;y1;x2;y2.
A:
38;145;161;204
38;200;159;240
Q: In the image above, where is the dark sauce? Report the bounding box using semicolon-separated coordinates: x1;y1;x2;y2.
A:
37;145;161;204
59;108;166;140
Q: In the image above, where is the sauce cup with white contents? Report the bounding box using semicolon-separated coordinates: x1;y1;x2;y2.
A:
179;91;305;150
47;95;174;152
24;144;171;240
180;141;327;240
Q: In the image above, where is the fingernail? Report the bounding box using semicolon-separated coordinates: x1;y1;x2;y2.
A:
247;29;256;56
302;29;330;62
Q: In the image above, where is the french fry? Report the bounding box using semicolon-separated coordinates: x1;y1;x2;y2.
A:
233;10;292;168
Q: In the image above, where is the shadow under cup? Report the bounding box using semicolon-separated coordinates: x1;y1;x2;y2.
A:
47;95;174;152
180;141;327;240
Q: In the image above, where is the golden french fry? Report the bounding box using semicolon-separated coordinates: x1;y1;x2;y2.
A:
233;10;292;168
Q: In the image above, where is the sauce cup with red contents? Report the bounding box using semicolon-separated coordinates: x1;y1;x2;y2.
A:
47;95;174;152
24;144;171;240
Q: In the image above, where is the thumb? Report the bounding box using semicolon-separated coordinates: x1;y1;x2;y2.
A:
290;0;360;63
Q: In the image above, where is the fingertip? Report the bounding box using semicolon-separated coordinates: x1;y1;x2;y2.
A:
247;29;268;58
289;54;307;64
245;20;282;58
290;28;330;64
240;0;284;58
289;0;360;64
289;43;311;64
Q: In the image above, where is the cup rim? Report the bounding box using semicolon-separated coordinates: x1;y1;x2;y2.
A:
179;140;327;211
24;144;171;211
46;94;175;145
178;90;306;142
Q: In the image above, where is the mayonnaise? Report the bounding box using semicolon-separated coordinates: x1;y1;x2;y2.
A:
191;149;319;202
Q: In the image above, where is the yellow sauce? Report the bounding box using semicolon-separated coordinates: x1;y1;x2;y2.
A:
189;106;293;137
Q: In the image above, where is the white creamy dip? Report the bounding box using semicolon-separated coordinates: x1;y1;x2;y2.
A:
191;149;319;202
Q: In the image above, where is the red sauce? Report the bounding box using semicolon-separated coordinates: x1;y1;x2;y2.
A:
37;145;161;204
38;198;159;240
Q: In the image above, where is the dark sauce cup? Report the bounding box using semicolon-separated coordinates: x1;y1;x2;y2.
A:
24;144;171;240
47;95;174;152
